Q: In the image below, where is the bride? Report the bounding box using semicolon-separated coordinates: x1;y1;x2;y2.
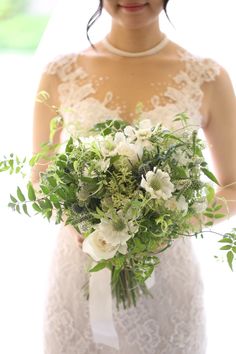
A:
32;0;236;353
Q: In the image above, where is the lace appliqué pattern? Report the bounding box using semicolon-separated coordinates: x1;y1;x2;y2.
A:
44;50;220;135
43;50;220;354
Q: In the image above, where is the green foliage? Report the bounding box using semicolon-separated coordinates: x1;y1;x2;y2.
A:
1;112;235;307
218;229;236;270
0;154;26;175
201;168;220;185
90;119;128;137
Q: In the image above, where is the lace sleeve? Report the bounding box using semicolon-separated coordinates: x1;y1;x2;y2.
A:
43;54;80;82
178;50;221;86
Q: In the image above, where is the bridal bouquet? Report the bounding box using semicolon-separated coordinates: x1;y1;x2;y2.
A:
1;113;236;309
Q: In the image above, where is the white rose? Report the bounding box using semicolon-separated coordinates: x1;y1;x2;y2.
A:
82;229;127;261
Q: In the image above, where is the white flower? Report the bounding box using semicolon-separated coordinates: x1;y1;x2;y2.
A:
95;159;110;172
141;168;174;200
136;119;153;139
82;208;139;261
114;131;126;144
192;199;208;213
99;210;138;246
114;141;143;164
82;230;127;261
99;136;116;157
77;188;90;201
124;120;154;151
124;125;136;142
80;136;97;145
173;149;189;166
165;195;188;214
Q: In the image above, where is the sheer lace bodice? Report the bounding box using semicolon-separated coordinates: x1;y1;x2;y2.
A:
43;46;221;354
45;47;220;136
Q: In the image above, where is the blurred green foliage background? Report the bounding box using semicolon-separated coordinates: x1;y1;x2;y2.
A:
0;0;50;52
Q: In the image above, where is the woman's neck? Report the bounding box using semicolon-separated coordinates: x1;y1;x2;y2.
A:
107;21;163;53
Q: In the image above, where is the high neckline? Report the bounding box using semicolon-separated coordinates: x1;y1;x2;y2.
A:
101;35;169;58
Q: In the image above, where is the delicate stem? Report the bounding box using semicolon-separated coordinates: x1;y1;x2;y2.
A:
181;230;231;238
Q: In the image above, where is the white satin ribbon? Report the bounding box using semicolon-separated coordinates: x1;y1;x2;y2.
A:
145;271;156;289
89;268;119;350
89;268;155;349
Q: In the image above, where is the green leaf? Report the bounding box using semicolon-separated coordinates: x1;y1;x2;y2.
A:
56;160;67;169
89;262;107;272
32;203;41;212
50;194;61;208
46;209;53;220
56;210;63;224
65;137;74;153
49;116;62;142
29;154;39;167
201;168;220;185
218;238;233;244
22;204;30;216
232;246;236;253
10;194;17;203
16;205;21;214
47;176;57;187
214;214;225;219
27;182;36;201
206;207;214;212
44;198;53;209
95;207;104;217
8;202;16;210
227;251;234;271
204;212;214;218
39;200;48;210
103;127;112;136
220;245;232;251
205;221;214;227
114;120;121;129
41;185;50;194
9;159;14;170
57;188;67;200
0;165;9;172
17;187;25;202
80;175;98;184
213;204;222;212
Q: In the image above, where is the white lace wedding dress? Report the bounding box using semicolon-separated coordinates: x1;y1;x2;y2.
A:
43;47;220;354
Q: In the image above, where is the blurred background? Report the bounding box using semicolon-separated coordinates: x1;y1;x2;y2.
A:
0;0;236;353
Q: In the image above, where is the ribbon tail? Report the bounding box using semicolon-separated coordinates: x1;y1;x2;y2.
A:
89;268;119;350
145;270;156;289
